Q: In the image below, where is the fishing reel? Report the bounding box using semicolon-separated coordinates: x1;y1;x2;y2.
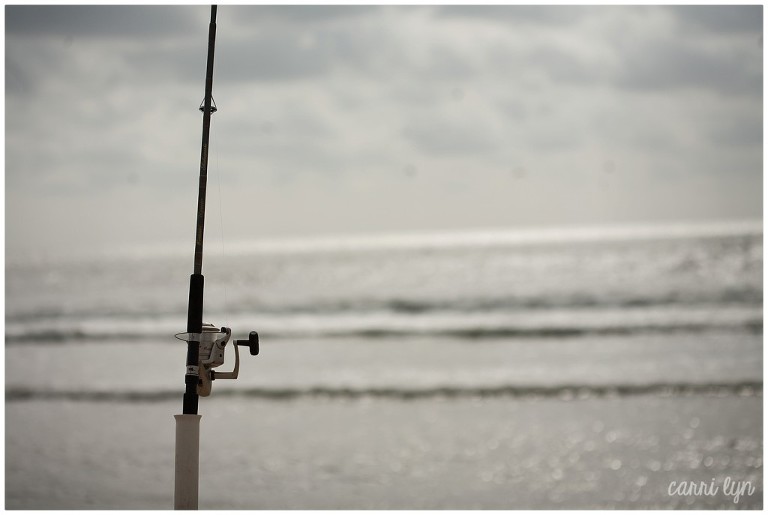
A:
176;324;259;397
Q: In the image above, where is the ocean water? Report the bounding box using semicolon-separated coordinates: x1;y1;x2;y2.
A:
6;221;763;343
5;221;764;508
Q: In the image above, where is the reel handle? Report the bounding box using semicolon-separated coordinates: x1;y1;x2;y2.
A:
235;331;259;356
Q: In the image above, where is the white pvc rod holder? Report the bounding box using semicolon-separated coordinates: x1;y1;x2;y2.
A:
174;414;201;509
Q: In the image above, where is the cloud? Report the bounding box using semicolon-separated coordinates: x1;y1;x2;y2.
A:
219;35;332;82
708;114;763;148
613;38;762;97
224;5;380;25
513;44;610;85
402;113;499;157
670;5;763;35
434;5;592;26
4;5;762;256
6;5;200;39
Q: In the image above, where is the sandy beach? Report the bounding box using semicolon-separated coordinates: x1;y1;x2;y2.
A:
6;392;762;509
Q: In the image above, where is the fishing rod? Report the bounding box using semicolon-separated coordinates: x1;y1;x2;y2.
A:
174;5;259;509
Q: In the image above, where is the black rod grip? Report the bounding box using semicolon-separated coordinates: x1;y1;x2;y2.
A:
183;273;204;414
186;274;204;334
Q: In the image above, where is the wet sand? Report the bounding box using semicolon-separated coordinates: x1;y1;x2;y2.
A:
6;393;762;509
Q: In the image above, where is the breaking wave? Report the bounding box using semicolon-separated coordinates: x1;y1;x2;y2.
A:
5;303;762;344
6;381;762;403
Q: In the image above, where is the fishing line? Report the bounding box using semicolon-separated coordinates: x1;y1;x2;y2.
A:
211;126;230;329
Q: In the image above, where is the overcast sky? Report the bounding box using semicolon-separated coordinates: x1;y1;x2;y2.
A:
5;5;763;257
